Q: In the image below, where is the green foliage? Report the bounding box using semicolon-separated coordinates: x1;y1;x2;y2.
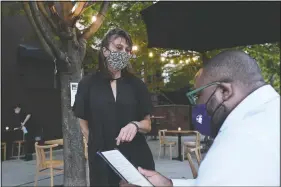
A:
242;43;280;93
80;2;280;94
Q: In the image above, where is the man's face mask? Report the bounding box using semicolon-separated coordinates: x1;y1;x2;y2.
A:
105;50;132;71
186;82;222;138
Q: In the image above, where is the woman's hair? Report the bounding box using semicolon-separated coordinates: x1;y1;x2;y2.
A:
98;28;134;79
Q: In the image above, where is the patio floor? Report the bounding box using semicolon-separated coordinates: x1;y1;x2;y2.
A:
1;136;202;186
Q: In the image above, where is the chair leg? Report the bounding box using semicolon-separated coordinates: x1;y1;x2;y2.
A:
182;145;185;161
198;148;202;161
158;144;162;160
186;152;197;179
34;169;39;186
194;149;201;166
169;145;172;160
18;143;21;160
4;145;6;161
11;144;14;157
163;145;166;156
50;168;54;187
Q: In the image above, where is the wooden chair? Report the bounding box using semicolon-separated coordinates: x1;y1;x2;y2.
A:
83;136;88;160
34;142;64;187
1;142;7;161
11;140;25;160
158;129;177;160
182;131;202;178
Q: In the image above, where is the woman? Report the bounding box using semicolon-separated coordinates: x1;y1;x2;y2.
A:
73;28;155;186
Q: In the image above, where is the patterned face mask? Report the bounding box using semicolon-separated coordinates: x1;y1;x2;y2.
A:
106;51;132;71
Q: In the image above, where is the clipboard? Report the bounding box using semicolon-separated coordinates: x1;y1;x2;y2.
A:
97;148;154;187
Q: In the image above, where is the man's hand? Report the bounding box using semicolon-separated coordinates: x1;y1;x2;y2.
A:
116;123;138;146
119;180;140;187
138;167;173;187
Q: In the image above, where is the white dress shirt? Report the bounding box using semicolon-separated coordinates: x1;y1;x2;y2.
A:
172;85;280;186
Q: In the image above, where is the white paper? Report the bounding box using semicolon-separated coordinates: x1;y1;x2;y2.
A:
70;82;78;107
101;150;153;187
22;126;28;134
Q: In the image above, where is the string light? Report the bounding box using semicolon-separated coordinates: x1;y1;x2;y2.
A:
132;45;138;51
170;59;174;64
91;15;97;23
149;52;153;57
192;56;199;61
161;57;166;62
179;60;183;64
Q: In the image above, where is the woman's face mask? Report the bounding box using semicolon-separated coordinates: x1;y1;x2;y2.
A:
105;50;132;71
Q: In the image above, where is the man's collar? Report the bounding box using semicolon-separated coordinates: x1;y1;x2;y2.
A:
219;85;279;133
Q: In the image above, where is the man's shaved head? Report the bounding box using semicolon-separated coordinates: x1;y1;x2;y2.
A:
201;50;265;90
192;50;266;137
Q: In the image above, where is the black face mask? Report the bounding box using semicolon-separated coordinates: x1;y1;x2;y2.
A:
207;90;229;138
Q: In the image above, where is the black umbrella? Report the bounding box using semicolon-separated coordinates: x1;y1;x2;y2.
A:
141;2;280;52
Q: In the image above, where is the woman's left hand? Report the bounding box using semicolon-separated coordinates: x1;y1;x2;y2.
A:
116;123;138;145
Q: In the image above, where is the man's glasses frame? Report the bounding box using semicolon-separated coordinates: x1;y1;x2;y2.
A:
186;82;220;105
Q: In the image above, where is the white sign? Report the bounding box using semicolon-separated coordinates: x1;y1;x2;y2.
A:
70;82;78;107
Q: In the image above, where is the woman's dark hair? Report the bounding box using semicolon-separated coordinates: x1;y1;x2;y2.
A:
98;28;134;79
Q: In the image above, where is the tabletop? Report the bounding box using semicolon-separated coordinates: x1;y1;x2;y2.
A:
44;139;63;145
151;116;165;119
166;130;195;134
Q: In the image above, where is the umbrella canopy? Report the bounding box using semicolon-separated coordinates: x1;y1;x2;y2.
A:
141;2;280;52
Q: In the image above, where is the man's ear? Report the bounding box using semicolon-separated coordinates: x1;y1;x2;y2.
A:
103;47;110;58
219;82;233;101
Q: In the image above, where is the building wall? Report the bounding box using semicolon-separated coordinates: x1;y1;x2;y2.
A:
1;13;62;143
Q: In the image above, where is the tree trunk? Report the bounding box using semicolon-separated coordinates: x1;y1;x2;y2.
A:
60;67;87;186
22;2;110;185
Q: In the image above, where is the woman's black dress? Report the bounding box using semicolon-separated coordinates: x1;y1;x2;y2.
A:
73;72;155;186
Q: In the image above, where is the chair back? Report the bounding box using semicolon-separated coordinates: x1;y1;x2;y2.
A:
158;129;167;144
83;137;88;159
34;142;58;170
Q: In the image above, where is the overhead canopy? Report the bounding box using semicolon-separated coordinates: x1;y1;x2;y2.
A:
141;2;280;52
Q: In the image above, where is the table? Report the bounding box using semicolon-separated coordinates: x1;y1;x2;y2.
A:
44;139;63;145
165;130;193;161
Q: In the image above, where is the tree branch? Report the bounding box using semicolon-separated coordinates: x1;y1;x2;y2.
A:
23;2;55;60
70;2;86;19
81;1;110;40
37;2;58;33
69;2;87;27
47;2;73;39
80;2;96;16
29;2;71;65
60;1;73;24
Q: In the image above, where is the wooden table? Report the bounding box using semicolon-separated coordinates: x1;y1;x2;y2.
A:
166;130;193;161
44;139;63;145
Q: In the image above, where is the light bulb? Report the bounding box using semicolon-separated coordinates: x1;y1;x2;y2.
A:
91;15;97;23
132;46;138;51
178;127;181;131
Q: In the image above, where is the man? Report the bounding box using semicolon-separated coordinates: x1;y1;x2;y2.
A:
124;50;280;186
14;104;33;161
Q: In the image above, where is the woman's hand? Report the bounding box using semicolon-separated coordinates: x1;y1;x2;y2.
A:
116;123;138;145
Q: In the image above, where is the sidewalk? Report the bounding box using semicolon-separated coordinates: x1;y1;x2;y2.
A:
2;136;201;186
